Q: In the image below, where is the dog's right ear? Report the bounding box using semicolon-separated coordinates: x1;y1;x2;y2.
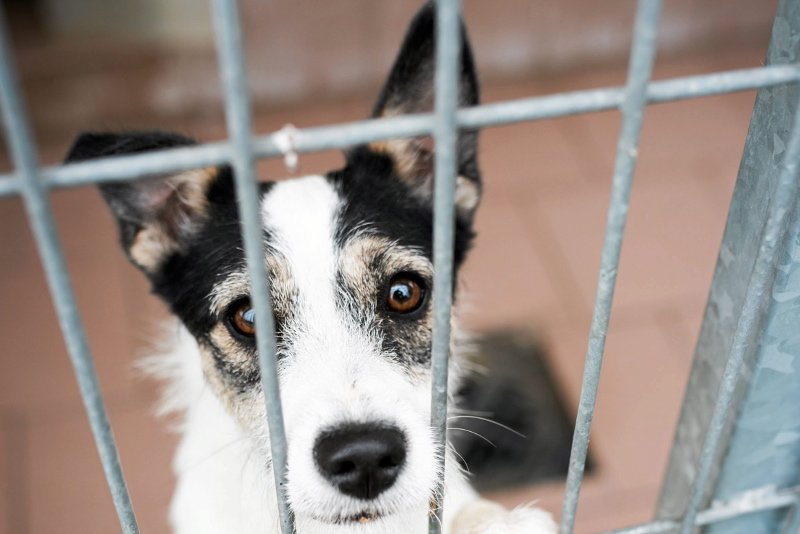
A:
66;131;229;274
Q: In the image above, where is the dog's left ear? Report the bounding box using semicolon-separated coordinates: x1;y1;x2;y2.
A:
362;2;480;219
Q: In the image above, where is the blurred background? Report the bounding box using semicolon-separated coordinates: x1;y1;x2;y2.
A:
0;0;779;532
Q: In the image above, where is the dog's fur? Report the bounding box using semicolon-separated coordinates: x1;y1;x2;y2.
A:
67;4;556;533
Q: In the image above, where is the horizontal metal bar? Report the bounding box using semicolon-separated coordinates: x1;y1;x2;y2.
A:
460;64;800;128
605;486;800;534
210;0;293;532
605;521;677;534
0;176;16;196
646;65;799;103
39;140;231;192
560;0;662;531
0;64;797;199
0;4;139;533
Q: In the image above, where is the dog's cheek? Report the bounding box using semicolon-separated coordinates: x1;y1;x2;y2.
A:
381;316;433;367
196;336;265;431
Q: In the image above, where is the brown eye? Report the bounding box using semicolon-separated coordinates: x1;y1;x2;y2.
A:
227;299;256;337
386;274;426;314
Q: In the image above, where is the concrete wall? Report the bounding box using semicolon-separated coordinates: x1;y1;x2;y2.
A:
38;0;777;105
15;0;777;140
41;0;212;45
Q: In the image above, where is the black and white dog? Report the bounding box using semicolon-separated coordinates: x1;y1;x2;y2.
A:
66;4;556;533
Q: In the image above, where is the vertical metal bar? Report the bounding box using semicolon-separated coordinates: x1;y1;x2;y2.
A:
783;502;800;534
428;0;462;532
0;6;139;534
679;90;800;534
210;0;293;532
559;1;662;532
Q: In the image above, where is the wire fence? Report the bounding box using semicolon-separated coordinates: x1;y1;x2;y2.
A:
0;0;799;533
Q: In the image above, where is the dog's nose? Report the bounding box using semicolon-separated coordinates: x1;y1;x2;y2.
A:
313;424;406;500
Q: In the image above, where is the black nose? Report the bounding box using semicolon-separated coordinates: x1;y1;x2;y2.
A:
313;424;407;500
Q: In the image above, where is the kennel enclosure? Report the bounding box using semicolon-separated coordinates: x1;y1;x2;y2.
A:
0;0;799;533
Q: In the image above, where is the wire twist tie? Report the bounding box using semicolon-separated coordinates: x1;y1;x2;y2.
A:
274;123;300;173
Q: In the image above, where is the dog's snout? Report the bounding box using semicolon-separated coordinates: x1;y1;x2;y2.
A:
313;424;406;500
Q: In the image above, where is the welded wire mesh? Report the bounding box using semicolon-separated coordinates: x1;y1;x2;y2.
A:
0;0;798;533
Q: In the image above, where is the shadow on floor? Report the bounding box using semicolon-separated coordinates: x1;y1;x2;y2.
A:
453;330;591;492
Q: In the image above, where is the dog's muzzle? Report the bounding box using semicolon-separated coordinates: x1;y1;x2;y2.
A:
313;423;406;500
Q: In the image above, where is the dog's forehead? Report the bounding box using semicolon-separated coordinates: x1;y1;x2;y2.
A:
261;174;340;268
207;173;434;312
258;173;434;270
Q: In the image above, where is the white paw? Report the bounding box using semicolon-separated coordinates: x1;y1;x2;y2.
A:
452;499;558;534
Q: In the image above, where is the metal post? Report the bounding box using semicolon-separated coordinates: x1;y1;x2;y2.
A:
210;0;293;532
559;1;662;532
657;2;800;531
681;68;800;534
0;5;138;534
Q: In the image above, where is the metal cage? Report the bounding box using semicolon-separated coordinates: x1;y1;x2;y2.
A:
1;0;799;533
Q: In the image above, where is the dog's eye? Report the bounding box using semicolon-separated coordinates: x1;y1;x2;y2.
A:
227;299;256;337
386;273;426;314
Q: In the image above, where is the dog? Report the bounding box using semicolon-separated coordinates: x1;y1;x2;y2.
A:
66;4;557;533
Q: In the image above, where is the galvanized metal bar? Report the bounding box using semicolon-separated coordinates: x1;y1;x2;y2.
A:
782;502;800;534
429;0;461;532
44;140;232;191
0;177;18;195
559;1;662;532
657;1;800;524
0;5;139;534
679;71;800;534
210;0;293;532
1;65;797;199
693;486;800;529
606;486;800;534
644;64;798;103
705;166;800;533
459;64;800;129
604;521;677;534
699;11;800;534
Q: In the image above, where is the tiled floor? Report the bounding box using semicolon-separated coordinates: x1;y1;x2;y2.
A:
0;44;768;533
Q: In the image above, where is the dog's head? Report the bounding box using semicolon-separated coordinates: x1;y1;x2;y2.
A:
68;3;480;528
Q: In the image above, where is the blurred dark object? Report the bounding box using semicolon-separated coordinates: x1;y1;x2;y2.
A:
453;330;587;492
3;0;45;45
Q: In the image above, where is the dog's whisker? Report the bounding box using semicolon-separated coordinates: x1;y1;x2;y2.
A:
446;443;471;474
447;414;526;439
447;426;497;448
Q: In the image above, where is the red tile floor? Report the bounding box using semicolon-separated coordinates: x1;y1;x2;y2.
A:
0;45;766;533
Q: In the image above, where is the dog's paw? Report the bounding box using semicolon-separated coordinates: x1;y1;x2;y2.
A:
451;499;557;534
